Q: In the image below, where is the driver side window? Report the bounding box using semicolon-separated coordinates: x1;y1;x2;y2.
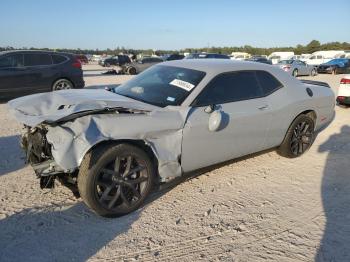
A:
193;71;263;106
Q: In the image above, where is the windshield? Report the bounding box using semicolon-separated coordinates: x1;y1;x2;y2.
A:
278;60;293;64
114;65;206;107
325;59;348;65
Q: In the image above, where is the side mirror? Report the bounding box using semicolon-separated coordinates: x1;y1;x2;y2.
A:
208;110;223;132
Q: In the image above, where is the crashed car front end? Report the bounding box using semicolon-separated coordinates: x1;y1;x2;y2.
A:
20;124;79;194
8;88;189;197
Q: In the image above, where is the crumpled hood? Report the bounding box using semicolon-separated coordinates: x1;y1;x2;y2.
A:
7;89;158;126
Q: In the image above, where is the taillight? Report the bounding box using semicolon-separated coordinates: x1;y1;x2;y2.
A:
72;58;82;69
340;78;350;84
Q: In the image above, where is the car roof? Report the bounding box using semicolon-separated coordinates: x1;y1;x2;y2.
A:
162;59;274;74
0;50;74;56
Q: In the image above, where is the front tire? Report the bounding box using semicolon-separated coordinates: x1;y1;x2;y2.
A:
78;143;156;217
278;115;315;158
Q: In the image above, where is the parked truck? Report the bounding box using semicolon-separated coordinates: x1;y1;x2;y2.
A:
268;52;294;64
304;50;345;66
230;52;251;60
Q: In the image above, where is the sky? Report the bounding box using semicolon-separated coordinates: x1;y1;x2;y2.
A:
0;0;349;50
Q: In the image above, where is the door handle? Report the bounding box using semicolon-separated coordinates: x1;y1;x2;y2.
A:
258;105;269;110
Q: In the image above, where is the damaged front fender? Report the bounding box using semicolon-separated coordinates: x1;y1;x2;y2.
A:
45;109;189;181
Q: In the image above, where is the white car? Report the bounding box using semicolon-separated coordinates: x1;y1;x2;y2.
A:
8;60;335;217
337;75;350;105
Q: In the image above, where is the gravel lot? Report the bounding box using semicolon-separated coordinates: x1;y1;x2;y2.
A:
0;66;349;261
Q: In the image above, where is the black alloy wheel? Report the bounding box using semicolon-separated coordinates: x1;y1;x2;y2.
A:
289;120;314;156
78;144;155;217
278;114;315;158
96;155;148;211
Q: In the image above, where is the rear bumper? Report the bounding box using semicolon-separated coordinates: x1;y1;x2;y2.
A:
71;77;85;89
317;68;333;74
337;96;350;105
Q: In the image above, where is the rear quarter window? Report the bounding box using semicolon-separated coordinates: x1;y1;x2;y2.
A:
256;71;283;95
52;54;68;64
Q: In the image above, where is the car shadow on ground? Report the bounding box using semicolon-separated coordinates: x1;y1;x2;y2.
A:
0;135;26;176
0;202;141;262
316;125;350;261
0;147;278;262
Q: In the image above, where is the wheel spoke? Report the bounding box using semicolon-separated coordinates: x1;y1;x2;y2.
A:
107;186;121;208
291;143;298;154
125;165;146;177
300;122;306;133
120;189;131;207
122;156;132;177
301;123;309;135
293;129;298;137
298;141;303;154
128;176;148;184
99;182;116;201
124;183;141;199
114;157;121;175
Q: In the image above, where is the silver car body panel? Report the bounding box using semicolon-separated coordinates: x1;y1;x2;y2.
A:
8;60;335;181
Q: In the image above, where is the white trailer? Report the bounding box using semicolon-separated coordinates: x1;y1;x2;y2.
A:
268;52;294;64
305;50;345;66
230;52;251;60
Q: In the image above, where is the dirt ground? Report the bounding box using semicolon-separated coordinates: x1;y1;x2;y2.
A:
0;66;349;262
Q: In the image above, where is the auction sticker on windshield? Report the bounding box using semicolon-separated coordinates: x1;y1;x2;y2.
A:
170;79;195;91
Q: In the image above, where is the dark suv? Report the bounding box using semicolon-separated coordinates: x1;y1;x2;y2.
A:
98;55;131;67
0;50;84;101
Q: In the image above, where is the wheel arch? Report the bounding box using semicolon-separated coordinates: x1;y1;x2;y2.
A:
81;139;160;181
284;109;317;137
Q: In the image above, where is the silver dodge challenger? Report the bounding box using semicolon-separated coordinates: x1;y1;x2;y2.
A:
8;59;335;217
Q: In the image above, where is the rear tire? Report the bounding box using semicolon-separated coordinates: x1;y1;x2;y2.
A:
78;143;155;217
52;79;73;91
311;68;317;76
292;69;298;77
278;115;315;158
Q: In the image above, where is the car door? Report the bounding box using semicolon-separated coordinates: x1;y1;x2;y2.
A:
0;53;39;101
23;53;54;94
294;60;308;75
181;71;273;172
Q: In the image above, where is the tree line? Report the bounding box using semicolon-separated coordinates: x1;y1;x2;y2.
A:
1;40;349;56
